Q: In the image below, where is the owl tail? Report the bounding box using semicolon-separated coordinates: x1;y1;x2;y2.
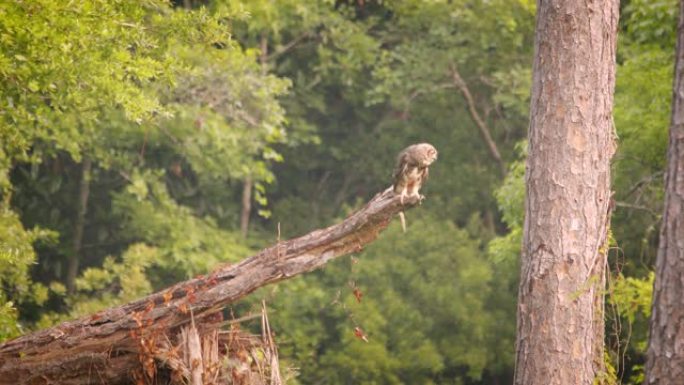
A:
399;212;407;233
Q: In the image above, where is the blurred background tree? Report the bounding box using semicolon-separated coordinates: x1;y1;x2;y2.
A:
0;0;677;384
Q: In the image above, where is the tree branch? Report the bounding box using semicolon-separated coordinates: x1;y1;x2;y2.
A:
264;32;311;62
614;201;659;216
450;64;507;175
0;187;420;385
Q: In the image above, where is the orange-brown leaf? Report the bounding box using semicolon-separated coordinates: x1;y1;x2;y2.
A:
353;327;369;343
353;288;363;303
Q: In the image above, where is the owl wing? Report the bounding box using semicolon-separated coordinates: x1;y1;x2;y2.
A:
392;152;410;192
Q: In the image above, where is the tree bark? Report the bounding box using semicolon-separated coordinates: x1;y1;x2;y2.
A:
644;2;684;383
0;187;419;385
66;157;92;294
514;1;619;385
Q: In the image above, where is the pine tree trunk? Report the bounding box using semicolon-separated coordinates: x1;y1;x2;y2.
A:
644;2;684;383
514;1;619;384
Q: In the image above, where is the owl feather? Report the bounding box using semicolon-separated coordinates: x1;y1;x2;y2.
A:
392;143;438;231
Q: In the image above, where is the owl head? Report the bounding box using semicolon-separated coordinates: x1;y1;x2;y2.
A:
416;143;438;166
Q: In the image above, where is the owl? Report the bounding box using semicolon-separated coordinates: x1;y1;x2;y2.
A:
392;143;438;204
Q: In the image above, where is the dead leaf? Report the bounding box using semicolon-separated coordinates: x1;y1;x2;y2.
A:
353;327;369;343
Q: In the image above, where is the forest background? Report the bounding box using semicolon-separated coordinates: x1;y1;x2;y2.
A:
0;1;674;384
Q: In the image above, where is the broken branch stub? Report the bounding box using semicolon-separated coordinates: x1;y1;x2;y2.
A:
0;187;421;385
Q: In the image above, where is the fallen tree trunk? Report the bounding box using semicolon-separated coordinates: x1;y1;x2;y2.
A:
0;187;418;385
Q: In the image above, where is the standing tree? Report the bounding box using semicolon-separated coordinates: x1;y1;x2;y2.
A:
644;1;684;383
514;1;619;384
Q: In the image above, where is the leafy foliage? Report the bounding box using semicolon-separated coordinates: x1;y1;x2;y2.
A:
0;0;289;335
0;203;53;340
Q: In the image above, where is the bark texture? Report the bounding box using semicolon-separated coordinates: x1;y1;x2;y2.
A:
644;2;684;383
514;1;619;384
0;187;417;385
